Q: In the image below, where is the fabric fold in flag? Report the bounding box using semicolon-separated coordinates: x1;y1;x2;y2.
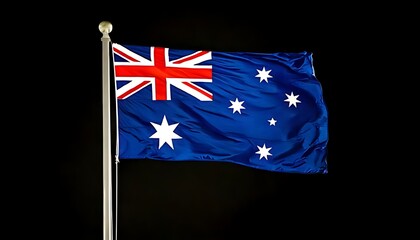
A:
112;43;328;174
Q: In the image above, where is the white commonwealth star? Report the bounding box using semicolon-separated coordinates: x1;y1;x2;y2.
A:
255;67;273;83
229;98;245;114
256;144;272;160
268;117;277;126
284;91;301;108
149;115;182;149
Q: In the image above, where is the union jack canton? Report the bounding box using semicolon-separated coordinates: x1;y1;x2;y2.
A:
113;43;213;101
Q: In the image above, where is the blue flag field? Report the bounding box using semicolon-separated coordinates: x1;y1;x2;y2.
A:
112;43;328;174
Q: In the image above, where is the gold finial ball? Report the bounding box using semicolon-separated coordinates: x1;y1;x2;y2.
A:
99;21;113;33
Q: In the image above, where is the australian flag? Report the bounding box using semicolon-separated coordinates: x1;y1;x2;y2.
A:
112;43;328;174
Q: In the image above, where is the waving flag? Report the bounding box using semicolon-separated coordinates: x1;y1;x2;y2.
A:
112;43;328;174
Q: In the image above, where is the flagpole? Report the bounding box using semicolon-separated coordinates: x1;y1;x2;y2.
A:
99;21;113;240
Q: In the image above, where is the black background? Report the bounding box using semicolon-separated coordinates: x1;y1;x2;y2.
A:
7;6;359;240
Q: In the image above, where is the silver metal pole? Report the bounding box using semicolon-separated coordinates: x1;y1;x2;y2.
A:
99;21;113;240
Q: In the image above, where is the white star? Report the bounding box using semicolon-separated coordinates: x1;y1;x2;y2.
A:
255;67;273;83
149;115;182;149
256;144;272;160
229;98;245;114
284;92;301;108
268;118;277;126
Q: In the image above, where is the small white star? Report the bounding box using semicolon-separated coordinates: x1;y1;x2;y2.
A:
149;115;182;149
268;118;277;126
284;92;301;108
255;67;273;83
229;98;245;114
256;144;272;160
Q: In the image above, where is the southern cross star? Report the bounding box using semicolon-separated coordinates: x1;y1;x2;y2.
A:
284;92;301;108
256;144;272;160
255;67;273;83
